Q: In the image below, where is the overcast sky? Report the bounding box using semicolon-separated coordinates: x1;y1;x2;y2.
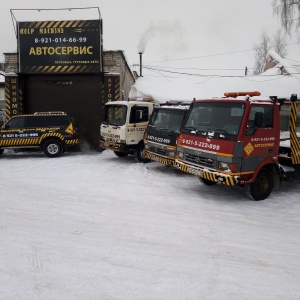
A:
0;0;299;77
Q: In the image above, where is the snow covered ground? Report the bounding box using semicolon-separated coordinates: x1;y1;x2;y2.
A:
1;149;300;300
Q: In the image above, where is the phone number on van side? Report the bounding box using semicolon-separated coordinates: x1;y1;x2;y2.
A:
2;133;39;138
182;139;220;150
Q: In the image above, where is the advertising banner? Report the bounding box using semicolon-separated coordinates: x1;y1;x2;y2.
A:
5;75;20;120
103;74;121;102
18;20;102;74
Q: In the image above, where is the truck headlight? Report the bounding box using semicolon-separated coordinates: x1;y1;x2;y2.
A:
177;151;184;158
219;162;237;172
219;162;229;169
168;151;175;157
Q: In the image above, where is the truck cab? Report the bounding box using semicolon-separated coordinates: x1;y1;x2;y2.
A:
144;101;190;166
175;92;300;200
99;100;154;162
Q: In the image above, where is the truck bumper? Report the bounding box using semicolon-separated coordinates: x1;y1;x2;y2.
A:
144;150;175;167
99;140;131;153
175;159;239;186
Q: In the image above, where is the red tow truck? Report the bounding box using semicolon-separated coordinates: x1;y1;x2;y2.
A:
175;92;300;200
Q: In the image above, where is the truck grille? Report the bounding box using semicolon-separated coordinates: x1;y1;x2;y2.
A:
185;153;214;168
148;145;167;156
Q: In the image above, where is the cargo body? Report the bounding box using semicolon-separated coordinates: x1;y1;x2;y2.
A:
175;93;300;200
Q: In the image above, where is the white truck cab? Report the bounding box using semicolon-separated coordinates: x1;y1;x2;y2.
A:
99;100;155;162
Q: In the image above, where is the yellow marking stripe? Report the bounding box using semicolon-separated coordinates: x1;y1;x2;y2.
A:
290;102;300;164
177;160;238;186
0;137;79;147
0;138;40;146
39;133;65;143
8;113;67;117
47;21;55;28
26;65;99;73
34;21;42;29
65;139;79;145
144;151;175;166
59;21;68;28
216;152;233;157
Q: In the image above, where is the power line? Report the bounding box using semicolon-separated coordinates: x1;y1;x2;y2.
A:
145;49;255;64
140;64;256;71
142;65;300;79
144;42;299;64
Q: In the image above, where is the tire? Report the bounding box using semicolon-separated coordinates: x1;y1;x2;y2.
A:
199;177;217;186
244;168;274;201
134;143;151;163
43;140;64;158
0;148;3;155
114;151;128;158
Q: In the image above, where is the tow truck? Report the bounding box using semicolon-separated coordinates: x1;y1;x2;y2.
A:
143;101;190;166
175;92;300;200
99;99;155;162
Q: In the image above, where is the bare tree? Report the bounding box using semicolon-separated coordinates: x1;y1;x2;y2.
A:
253;30;271;75
272;0;300;34
273;29;288;56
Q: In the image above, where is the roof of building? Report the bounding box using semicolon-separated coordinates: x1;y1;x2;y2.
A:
129;47;300;103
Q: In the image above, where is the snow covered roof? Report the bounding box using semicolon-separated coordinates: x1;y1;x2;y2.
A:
268;49;300;82
129;48;300;104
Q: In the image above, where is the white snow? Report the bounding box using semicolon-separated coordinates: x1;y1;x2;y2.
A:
1;149;300;299
129;74;300;103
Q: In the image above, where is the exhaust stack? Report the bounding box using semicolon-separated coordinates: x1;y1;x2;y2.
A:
139;52;143;77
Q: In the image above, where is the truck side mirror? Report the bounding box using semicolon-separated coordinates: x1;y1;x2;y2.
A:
135;110;143;122
247;112;264;135
291;94;297;102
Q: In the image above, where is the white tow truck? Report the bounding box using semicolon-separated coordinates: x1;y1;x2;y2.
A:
99;99;155;162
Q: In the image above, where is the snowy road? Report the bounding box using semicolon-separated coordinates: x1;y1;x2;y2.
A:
1;150;300;299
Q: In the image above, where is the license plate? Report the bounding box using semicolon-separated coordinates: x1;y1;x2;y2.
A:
188;167;204;177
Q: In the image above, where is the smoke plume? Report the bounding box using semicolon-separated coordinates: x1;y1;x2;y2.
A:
137;20;188;56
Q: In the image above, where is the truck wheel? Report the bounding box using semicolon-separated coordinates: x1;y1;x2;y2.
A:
199;177;217;186
43;140;63;158
114;151;128;157
0;149;3;155
135;144;151;163
244;168;273;201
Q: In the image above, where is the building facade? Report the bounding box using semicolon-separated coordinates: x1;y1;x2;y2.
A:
2;50;135;148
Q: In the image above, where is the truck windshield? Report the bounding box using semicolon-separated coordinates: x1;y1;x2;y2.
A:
149;108;186;133
182;102;245;140
103;105;127;126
